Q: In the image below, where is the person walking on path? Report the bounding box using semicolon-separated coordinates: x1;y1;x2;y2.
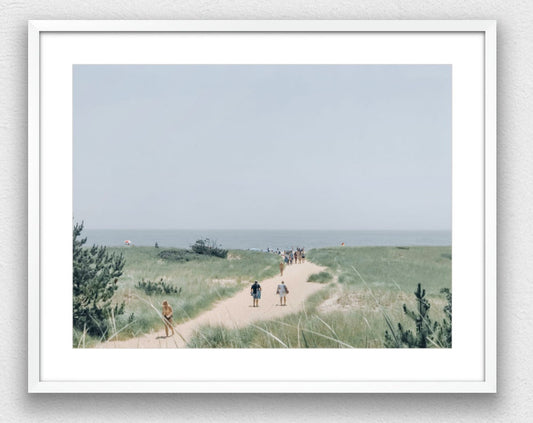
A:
161;300;175;337
276;280;289;306
251;280;262;307
279;261;284;276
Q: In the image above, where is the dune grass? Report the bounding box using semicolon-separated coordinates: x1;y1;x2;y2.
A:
187;246;452;348
75;247;280;347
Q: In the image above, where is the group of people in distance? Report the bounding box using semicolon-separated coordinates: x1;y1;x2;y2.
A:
250;279;289;307
278;248;305;277
281;247;305;268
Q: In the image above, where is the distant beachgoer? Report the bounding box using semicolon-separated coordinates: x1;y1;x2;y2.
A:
251;280;262;307
284;255;289;265
276;281;289;306
297;251;302;264
301;249;306;263
290;253;294;265
279;261;284;276
161;300;175;337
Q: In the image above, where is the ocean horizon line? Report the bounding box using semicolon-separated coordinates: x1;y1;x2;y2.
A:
83;228;451;249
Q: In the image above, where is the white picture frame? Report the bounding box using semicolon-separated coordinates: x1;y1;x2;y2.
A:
28;20;496;393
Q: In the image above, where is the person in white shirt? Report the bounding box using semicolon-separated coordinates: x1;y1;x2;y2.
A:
276;280;289;306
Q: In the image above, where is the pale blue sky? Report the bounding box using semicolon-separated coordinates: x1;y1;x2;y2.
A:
73;65;451;230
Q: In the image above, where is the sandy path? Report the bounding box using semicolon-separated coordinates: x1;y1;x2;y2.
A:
99;260;326;348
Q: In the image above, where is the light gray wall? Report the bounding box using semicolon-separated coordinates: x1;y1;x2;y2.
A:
1;1;531;421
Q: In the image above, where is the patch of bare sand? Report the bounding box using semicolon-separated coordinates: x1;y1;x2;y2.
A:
317;288;412;314
98;261;326;348
211;278;239;286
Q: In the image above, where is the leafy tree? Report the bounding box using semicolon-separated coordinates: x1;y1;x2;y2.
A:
73;222;125;337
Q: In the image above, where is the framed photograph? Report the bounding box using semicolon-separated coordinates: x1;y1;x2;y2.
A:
28;20;496;393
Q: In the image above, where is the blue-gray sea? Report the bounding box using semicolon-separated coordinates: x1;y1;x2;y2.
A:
84;229;451;250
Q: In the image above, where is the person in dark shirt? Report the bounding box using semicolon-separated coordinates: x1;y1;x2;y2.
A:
250;280;262;307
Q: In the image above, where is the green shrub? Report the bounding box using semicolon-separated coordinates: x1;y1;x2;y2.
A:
191;238;228;258
307;271;333;283
158;248;202;262
135;278;182;296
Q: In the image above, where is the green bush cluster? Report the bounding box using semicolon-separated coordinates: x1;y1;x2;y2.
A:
158;238;228;262
135;278;182;296
158;248;203;262
307;271;333;283
191;238;228;258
